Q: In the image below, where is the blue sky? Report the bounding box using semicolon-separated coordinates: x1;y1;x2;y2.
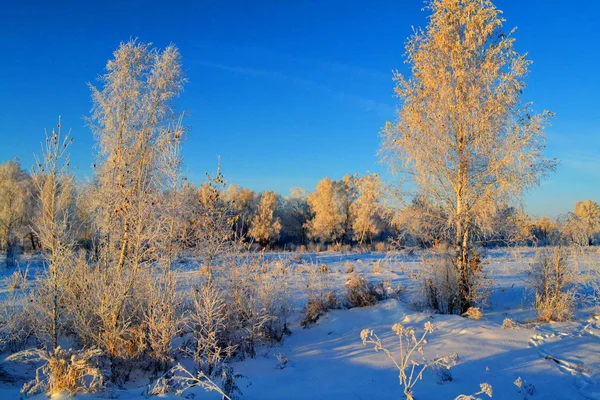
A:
1;1;598;217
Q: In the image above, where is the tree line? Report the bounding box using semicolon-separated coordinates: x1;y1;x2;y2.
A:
1;153;598;266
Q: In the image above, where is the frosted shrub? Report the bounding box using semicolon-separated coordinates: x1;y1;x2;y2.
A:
373;260;382;274
64;257;157;376
502;318;517;329
527;247;576;322
0;293;32;351
6;265;29;291
514;376;536;399
219;256;288;358
344;262;354;273
7;347;104;397
462;307;482;320
454;383;493;399
370;279;405;301
345;273;377;308
186;281;235;377
414;246;490;315
274;353;289;370
414;247;460;314
147;363;237;399
144;271;182;371
301;263;340;327
256;259;292;342
360;322;456;400
302;292;339;327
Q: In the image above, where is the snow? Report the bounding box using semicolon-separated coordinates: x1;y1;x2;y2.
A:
1;249;599;399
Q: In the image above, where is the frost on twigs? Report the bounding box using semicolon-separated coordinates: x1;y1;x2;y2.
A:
360;322;456;400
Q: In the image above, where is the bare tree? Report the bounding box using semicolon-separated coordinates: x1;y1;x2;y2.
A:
380;0;556;312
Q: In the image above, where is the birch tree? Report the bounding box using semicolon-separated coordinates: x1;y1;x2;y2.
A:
306;178;344;244
380;0;556;312
352;174;386;246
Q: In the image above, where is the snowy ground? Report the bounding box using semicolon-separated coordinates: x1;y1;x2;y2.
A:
0;248;599;399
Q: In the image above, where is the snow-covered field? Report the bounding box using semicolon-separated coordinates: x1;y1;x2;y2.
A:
1;249;599;399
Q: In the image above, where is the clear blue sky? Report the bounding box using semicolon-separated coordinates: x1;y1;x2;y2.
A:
1;1;598;217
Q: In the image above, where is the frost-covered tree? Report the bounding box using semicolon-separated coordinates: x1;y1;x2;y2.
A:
249;191;282;248
393;194;448;247
193;166;240;276
573;200;600;245
380;0;556;312
225;184;258;240
88;39;185;272
530;216;559;246
0;160;33;266
336;174;358;244
306;177;344;244
352;174;386;245
30;117;76;350
281;187;311;246
81;39;186;363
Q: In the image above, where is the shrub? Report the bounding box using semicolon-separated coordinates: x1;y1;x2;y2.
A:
462;307;482;320
373;260;382;274
186;282;235;377
454;383;493;400
502;318;517;329
374;242;387;252
413;246;491;315
219;256;290;358
344;262;354;273
527;247;576;322
514;376;536;399
147;363;237;399
345;274;377;308
6;265;29;291
302;291;339;327
301;264;340;327
318;264;330;274
414;247;460;314
0;293;32;351
7;347;104;397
